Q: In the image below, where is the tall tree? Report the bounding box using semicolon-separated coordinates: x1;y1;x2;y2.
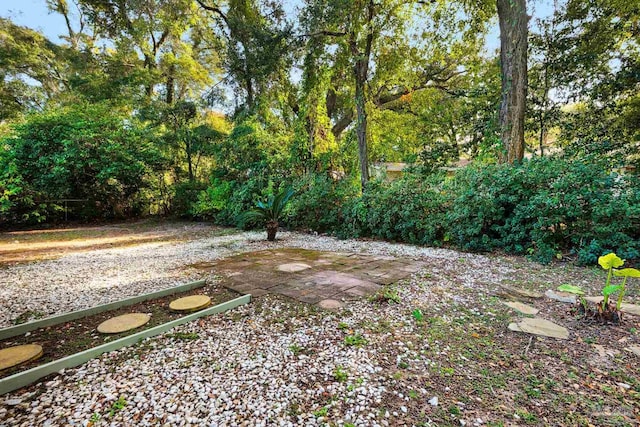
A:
76;0;218;104
497;0;529;162
197;0;293;111
302;0;492;188
551;0;640;162
528;1;563;156
302;0;407;189
0;19;67;119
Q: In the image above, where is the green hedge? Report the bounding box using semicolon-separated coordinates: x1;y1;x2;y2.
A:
0;103;162;225
162;156;640;265
334;156;638;264
286;173;359;233
443;157;639;263
339;174;448;246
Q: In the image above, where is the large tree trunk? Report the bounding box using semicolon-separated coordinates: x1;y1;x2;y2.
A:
245;75;254;110
351;0;375;191
144;55;155;99
354;58;369;190
166;63;175;105
185;131;194;182
497;0;528;163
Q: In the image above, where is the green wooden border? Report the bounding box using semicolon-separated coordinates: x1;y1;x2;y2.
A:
0;294;251;395
0;280;208;340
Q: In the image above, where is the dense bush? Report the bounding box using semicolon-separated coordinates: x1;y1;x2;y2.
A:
190;175;274;227
189;155;638;265
171;180;208;218
339;174;449;245
286;173;359;233
191;178;234;220
443;156;640;263
191;114;295;227
0;103;163;225
300;156;638;264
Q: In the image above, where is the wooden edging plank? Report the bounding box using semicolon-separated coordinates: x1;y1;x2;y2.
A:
0;294;251;396
0;280;208;340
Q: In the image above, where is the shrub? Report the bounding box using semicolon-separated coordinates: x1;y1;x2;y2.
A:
191;179;233;220
444;156;640;263
286;173;359;233
339;174;449;246
170;180;207;218
0;103;162;225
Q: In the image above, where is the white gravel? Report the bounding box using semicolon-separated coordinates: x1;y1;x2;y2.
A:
0;227;495;328
3;298;395;426
0;224;517;426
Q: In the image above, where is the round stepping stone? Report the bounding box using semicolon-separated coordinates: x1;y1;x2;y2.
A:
318;299;344;311
169;295;211;312
0;344;43;371
97;313;150;334
508;317;569;339
502;301;539;315
277;263;312;273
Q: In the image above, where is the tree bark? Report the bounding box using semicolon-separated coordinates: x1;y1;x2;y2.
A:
538;114;546;156
354;59;369;189
497;0;528;163
166;63;175;105
186;140;194;181
331;110;355;138
266;220;278;241
351;0;375;191
245;74;254;110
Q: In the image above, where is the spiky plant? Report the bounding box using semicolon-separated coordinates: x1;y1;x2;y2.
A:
242;187;294;241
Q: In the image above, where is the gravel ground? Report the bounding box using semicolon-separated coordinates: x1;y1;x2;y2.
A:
0;226;470;328
1;224;639;426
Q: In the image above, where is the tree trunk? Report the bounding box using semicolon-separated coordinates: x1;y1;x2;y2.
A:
497;0;528;163
351;0;375;191
166;63;175;105
144;55;155;99
538;113;546;156
245;75;254;109
185;131;194;182
266;220;278;241
354;59;369;190
539;60;550;156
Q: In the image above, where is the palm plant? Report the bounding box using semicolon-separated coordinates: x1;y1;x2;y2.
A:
243;187;294;241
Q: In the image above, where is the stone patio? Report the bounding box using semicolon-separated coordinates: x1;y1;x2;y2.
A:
206;248;424;305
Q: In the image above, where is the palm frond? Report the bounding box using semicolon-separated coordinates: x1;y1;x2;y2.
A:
241;186;295;225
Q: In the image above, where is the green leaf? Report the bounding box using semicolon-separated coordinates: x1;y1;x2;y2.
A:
598;253;624;270
602;284;622;297
613;268;640;278
557;284;585;295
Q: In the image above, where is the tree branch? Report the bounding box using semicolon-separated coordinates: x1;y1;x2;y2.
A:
331;110;355;138
297;30;347;38
195;0;229;26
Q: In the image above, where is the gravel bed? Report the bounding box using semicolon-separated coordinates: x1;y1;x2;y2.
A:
0;227;486;328
2;224;637;426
